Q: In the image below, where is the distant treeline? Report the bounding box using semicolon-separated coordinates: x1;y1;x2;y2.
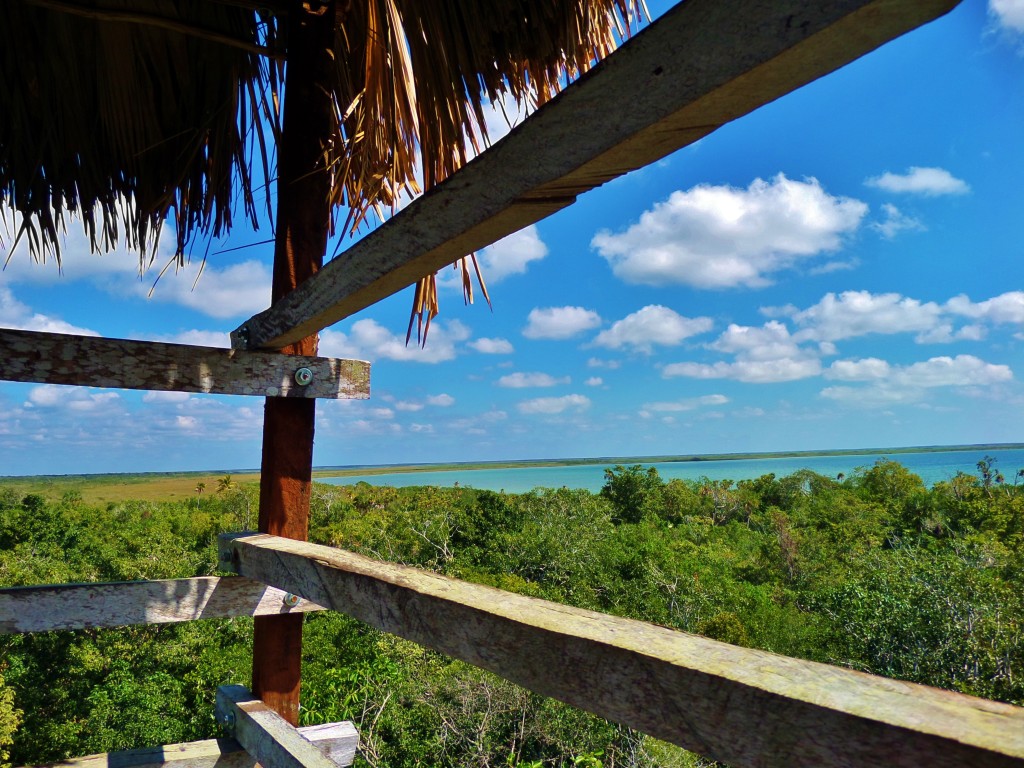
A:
1;457;1022;767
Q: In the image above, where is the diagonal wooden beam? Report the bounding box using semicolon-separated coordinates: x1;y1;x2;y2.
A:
0;328;369;399
215;685;343;768
219;533;1024;768
24;721;358;768
0;577;324;634
232;0;961;351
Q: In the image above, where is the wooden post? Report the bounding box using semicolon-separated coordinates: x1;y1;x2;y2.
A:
252;0;337;725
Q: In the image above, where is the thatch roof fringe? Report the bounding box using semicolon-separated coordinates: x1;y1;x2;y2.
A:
0;0;641;287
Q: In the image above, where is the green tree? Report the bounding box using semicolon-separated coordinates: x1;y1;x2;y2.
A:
600;465;663;524
0;671;21;768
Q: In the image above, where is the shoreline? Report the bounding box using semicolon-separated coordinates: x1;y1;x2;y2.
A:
6;442;1019;483
314;442;1023;478
3;443;1019;504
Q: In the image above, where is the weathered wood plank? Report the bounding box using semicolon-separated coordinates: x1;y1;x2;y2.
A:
0;577;324;634
219;533;1024;768
23;722;357;768
216;685;341;768
0;328;369;399
232;0;960;351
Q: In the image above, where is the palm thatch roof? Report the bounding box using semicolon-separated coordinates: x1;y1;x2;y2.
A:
0;0;644;296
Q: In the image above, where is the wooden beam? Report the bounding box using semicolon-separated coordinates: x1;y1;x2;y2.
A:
0;328;369;399
23;722;357;768
232;0;961;351
215;686;342;768
219;533;1024;768
0;577;324;634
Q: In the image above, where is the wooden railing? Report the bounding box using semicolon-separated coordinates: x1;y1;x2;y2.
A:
6;538;1022;767
0;577;323;634
212;533;1024;768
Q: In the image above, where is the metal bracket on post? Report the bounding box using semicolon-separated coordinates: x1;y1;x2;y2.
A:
218;532;252;574
215;685;354;768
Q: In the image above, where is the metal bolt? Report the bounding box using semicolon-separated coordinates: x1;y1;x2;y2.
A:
221;710;235;732
235;326;250;347
294;367;314;386
283;593;300;607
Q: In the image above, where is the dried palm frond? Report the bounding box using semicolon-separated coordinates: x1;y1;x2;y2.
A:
0;0;643;330
0;1;275;271
323;0;645;342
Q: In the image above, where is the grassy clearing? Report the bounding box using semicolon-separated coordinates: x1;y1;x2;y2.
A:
0;472;260;505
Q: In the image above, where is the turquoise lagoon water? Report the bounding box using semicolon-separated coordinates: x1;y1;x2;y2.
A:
320;448;1024;494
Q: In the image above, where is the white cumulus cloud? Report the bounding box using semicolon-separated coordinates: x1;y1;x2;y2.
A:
477;225;548;282
517;394;591;415
663;321;822;383
1;223;271;320
319;319;470;364
894;355;1012;387
872;203;925;239
27;384;120;412
710;321;805;362
136;259;272;319
789;291;943;342
139;329;232;347
142;391;192;404
825;358;891;381
394;401;424;412
523;306;601;339
592;174;866;289
641;394;729;412
663;358;821;384
0;285;99;336
865;167;969;196
947;292;1024;324
592;305;713;353
915;323;987;344
821;355;1012;406
498;372;570;388
990;0;1024;33
468;337;514;354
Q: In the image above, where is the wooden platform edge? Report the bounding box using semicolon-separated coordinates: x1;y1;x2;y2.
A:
219;532;1024;768
216;685;341;768
22;721;357;768
0;576;325;634
233;0;961;350
0;327;369;399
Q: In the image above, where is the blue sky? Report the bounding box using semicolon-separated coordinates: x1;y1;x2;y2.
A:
3;0;1024;475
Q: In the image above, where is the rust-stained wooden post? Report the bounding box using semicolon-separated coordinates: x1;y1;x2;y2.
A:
251;0;337;725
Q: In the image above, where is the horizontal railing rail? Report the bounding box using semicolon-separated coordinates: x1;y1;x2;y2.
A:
0;576;323;634
219;532;1024;768
0;328;369;400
